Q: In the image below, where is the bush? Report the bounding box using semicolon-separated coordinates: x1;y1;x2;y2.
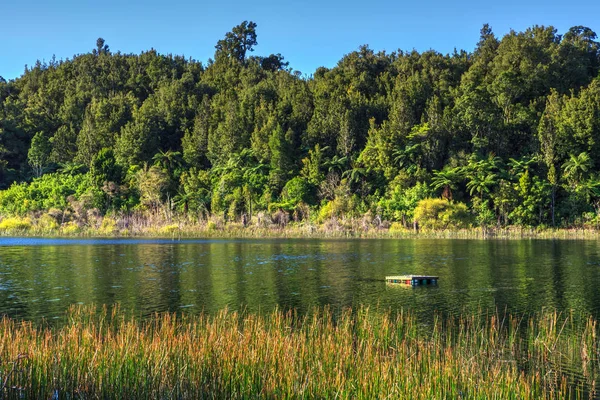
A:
0;217;32;232
160;224;179;234
316;196;357;224
98;217;118;235
61;222;81;235
389;222;409;233
37;213;60;232
282;177;315;205
381;181;430;222
0;172;100;215
413;198;471;230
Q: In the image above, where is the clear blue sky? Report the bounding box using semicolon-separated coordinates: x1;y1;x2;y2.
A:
1;0;599;80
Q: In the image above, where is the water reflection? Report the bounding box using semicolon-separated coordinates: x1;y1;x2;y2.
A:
1;238;600;320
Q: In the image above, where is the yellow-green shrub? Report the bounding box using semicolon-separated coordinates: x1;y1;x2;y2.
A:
98;217;118;235
36;213;60;232
413;198;471;230
0;216;32;232
160;224;179;234
317;196;355;223
61;221;81;235
389;221;409;233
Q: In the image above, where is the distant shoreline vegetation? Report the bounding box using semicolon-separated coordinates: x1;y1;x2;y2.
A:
1;211;599;239
1;23;600;233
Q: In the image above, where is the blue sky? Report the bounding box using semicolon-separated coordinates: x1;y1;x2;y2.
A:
1;0;599;80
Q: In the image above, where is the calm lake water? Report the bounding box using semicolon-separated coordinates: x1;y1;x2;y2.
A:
1;237;600;320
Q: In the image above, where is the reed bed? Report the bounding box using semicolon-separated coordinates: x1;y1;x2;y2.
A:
3;211;600;240
0;306;598;399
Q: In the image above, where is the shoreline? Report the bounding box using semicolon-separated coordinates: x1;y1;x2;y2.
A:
2;211;600;240
1;222;600;240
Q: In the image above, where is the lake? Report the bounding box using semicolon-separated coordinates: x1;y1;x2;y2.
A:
1;237;600;321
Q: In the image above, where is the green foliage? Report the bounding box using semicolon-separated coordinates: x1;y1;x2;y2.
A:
98;217;118;235
431;167;462;200
177;168;211;214
27;132;51;177
0;172;101;215
282;176;314;205
300;145;326;187
91;148;122;185
509;171;551;226
214;21;258;63
135;164;168;210
562;152;592;188
316;196;357;223
0;22;600;229
381;180;430;223
413;198;471;229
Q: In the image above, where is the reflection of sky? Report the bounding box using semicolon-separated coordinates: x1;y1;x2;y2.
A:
1;238;600;322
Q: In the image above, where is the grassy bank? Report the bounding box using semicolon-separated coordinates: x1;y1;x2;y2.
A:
1;213;600;240
0;306;598;398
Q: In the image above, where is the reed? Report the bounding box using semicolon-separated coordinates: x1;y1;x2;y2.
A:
0;306;598;398
3;211;600;239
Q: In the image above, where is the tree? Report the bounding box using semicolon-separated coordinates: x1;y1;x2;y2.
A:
95;38;110;55
260;53;289;72
431;167;462;200
28;132;51;177
562;152;592;189
269;126;291;191
215;21;258;63
152;149;182;173
538;90;564;225
463;155;501;200
182;97;211;168
91;148;122;186
135;163;168;211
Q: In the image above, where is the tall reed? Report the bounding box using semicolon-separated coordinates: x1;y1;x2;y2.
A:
0;306;597;398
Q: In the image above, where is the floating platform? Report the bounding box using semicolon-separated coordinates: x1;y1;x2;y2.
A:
386;275;438;286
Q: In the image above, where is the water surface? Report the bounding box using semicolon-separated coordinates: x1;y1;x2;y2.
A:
1;237;600;320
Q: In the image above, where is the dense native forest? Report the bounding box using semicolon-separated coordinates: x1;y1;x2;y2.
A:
1;22;600;231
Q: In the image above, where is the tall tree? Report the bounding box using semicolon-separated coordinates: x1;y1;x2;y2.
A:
214;21;258;63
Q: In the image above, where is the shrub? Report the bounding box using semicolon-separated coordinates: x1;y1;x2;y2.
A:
61;222;81;235
0;172;99;215
160;224;179;234
389;222;409;233
0;217;32;232
413;198;471;230
316;196;355;224
282;176;315;205
98;217;118;235
380;181;430;222
37;213;60;232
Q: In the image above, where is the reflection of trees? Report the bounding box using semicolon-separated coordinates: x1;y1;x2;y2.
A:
177;245;213;313
205;242;238;311
3;239;600;322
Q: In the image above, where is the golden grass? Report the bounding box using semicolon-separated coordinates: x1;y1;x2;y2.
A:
0;306;597;398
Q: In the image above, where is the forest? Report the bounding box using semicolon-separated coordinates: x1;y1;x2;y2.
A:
1;21;599;233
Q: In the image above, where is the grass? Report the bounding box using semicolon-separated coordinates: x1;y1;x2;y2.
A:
0;306;598;398
2;211;600;240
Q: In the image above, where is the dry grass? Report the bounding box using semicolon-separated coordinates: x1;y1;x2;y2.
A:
3;210;600;240
0;306;597;398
